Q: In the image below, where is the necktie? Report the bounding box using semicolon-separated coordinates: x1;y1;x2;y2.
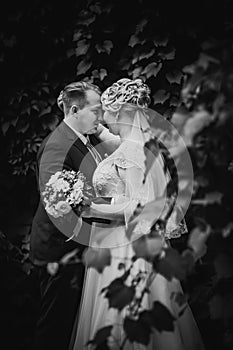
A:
86;137;102;165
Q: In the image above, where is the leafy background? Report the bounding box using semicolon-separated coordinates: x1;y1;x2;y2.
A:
1;0;233;349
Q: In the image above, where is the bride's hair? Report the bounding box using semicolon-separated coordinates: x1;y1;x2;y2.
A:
57;81;101;114
101;78;151;114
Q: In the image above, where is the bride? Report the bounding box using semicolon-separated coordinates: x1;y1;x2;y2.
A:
71;78;205;350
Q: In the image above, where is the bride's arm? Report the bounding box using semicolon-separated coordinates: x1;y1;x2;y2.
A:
81;201;131;221
95;124;121;153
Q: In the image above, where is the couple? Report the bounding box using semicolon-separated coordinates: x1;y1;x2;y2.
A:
30;78;205;350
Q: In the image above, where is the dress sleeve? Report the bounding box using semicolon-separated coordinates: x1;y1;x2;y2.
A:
114;151;146;225
114;145;188;239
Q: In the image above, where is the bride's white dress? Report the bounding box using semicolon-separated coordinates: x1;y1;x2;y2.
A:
72;139;205;350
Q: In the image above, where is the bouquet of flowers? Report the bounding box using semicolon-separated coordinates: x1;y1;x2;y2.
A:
42;170;93;218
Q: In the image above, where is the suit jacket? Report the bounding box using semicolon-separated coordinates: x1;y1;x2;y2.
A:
30;121;107;265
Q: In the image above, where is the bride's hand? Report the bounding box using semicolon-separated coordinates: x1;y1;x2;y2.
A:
81;202;125;221
80;205;99;218
80;203;111;218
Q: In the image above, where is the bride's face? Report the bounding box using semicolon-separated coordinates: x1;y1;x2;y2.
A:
103;110;119;135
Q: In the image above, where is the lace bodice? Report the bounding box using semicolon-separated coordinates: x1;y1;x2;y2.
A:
93;156;126;198
93;140;144;199
92;140;187;239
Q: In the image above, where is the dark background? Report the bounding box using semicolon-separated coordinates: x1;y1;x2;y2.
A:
1;1;233;349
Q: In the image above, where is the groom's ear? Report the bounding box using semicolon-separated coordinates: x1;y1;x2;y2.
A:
71;105;79;114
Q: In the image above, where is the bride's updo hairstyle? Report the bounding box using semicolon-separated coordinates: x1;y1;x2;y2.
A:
101;78;151;116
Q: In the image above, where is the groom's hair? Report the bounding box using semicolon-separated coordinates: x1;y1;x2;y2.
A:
59;81;101;114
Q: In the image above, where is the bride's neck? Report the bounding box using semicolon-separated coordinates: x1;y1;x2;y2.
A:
118;124;133;142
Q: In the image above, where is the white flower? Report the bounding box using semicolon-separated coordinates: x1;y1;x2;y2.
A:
73;179;84;190
71;188;83;201
46;205;61;218
52;179;70;191
47;172;60;185
43;170;90;218
54;201;72;215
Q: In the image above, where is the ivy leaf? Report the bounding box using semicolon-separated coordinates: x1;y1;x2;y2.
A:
222;222;233;238
42;115;59;131
169;96;180;107
187;226;210;261
145;301;176;332
92;69;99;78
77;60;92;76
92;69;107;81
75;39;90;56
11;117;19;127
209;295;224;320
181;249;195;274
171;291;188;308
87;326;112;348
158;48;176;60
153;36;169;47
123;316;151;345
142;62;162;78
132;54;139;65
16;122;30;133
129;34;141;47
90;3;102;15
127;198;166;240
166;70;183;84
171;110;188;130
138;48;155;61
131;66;143;79
197;52;219;70
83;247;111;273
99;68;107;81
183;110;213;146
78;13;96;26
129;34;138;47
2;121;11;135
102;277;135;311
153;89;170;104
39;106;52;118
132;234;164;262
214;254;233;279
95;40;113;54
192;192;223;206
121;60;131;70
103;40;113;54
155;247;188;280
41;86;50;94
136;18;148;33
73;30;83;42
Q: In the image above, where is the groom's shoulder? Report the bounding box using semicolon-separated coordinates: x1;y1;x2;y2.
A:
38;121;75;154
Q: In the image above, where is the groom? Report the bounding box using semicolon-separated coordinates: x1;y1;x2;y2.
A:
30;81;119;350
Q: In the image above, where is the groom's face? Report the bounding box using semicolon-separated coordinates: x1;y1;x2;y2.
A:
77;90;102;134
103;110;119;135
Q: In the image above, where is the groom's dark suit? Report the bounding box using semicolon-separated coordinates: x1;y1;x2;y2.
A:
30;121;106;350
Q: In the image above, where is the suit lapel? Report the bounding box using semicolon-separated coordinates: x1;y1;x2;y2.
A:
57;121;97;169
